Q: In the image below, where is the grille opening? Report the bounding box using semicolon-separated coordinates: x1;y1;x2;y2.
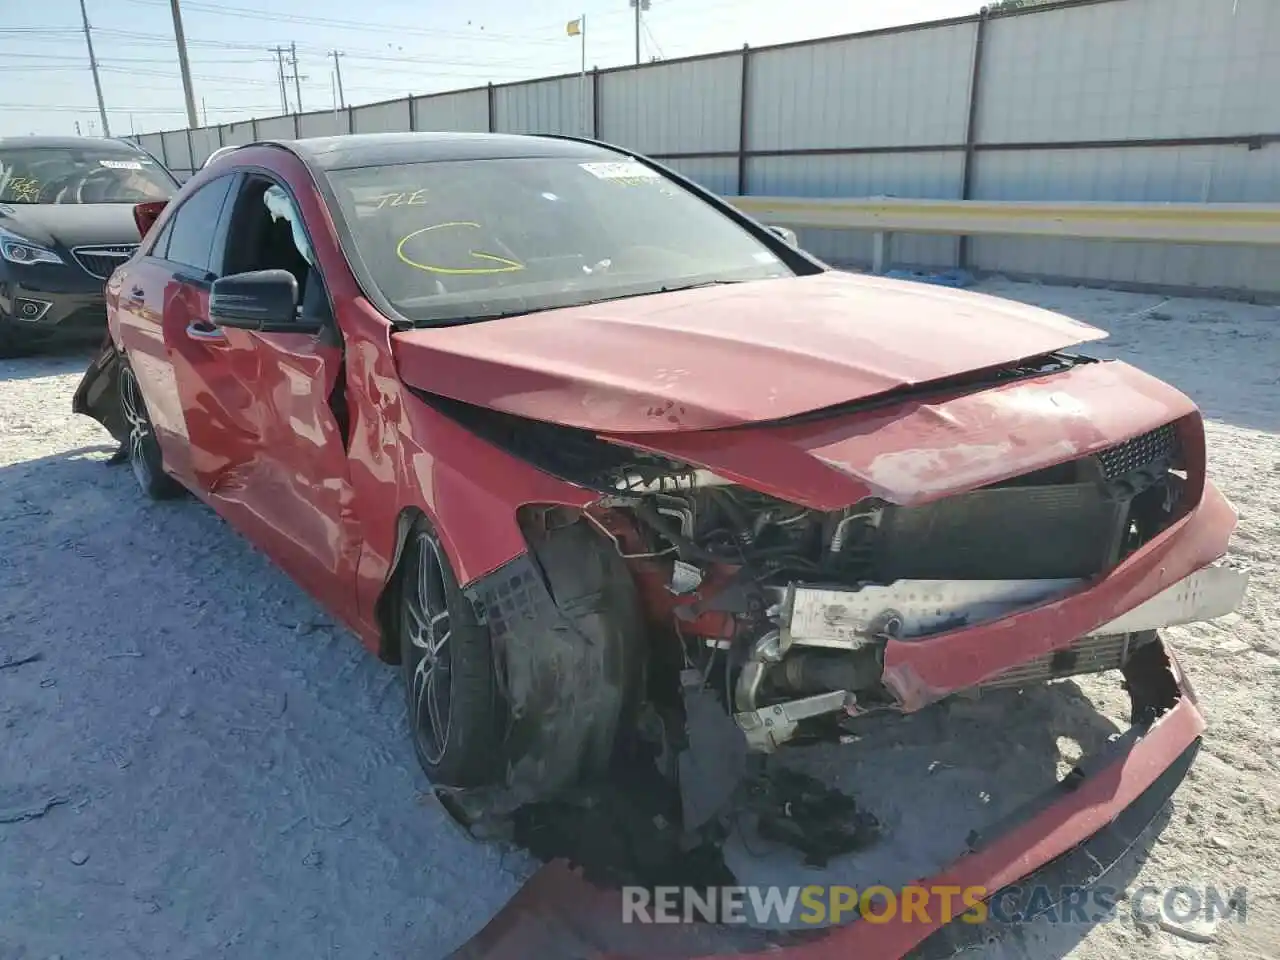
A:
72;245;137;280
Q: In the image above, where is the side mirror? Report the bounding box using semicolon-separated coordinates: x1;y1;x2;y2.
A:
133;199;168;239
210;269;305;332
767;225;799;247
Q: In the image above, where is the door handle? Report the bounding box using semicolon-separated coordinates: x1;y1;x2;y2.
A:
185;320;225;341
128;286;145;301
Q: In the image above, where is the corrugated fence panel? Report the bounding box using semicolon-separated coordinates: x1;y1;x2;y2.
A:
256;115;296;139
124;0;1280;296
972;145;1280;204
189;127;220;168
298;110;348;138
494;76;591;136
979;0;1280;143
412;89;489;132
598;54;742;155
747;23;976;152
219;122;255;147
661;157;738;196
969;142;1280;294
161;131;191;173
352;99;412;134
138;133;167;166
747;151;965;267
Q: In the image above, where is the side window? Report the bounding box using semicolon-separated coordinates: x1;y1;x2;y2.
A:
148;217;174;259
223;177;330;323
162;175;235;275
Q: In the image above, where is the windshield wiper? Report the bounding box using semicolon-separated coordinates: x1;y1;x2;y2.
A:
573;279;749;309
405;280;753;328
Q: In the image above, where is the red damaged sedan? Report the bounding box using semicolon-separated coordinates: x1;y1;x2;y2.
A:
75;132;1247;956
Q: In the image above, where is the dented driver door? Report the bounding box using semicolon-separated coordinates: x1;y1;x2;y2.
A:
165;174;363;628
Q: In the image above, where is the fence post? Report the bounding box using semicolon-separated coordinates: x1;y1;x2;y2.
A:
487;83;496;133
251;118;260;141
591;68;601;139
958;10;989;269
346;106;354;134
184;127;195;178
737;44;751;196
409;96;417;132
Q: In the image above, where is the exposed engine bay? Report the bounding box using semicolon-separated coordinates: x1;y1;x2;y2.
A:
515;419;1188;755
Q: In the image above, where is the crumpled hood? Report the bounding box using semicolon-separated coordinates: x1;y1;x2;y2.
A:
0;202;141;250
391;271;1107;432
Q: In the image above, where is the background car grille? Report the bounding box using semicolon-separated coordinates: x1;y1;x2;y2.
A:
72;245;138;280
1097;424;1178;480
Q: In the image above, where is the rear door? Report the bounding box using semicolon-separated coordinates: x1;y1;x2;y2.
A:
165;170;362;625
114;174;237;486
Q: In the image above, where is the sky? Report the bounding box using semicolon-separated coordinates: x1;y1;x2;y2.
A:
0;0;984;138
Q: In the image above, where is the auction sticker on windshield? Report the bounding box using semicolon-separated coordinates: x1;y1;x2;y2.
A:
98;160;146;170
580;161;661;183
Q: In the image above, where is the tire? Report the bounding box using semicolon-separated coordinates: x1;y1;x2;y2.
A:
118;358;184;500
399;522;502;788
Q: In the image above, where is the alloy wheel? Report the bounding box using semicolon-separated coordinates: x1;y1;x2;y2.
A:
405;532;454;765
119;363;156;491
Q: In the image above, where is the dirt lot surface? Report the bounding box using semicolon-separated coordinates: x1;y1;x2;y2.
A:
1;279;1277;959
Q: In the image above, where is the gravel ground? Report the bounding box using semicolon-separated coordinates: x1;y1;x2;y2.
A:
1;279;1276;960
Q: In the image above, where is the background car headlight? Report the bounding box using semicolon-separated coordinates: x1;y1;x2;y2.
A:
0;232;64;266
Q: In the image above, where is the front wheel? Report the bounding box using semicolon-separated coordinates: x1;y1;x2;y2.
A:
400;522;502;787
118;359;184;500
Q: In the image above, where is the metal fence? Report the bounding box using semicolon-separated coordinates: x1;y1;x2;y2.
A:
133;0;1280;296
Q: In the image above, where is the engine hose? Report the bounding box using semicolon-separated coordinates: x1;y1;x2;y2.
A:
775;649;883;696
630;502;725;565
709;488;755;547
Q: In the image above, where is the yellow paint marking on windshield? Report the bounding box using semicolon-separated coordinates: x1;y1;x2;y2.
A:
395;221;524;276
7;177;42;202
370;188;429;210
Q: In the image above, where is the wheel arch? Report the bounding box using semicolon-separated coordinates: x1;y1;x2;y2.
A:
372;504;483;665
373;506;425;664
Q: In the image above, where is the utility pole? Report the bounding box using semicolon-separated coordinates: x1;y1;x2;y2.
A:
169;0;199;128
77;0;111;136
288;42;304;113
201;97;208;126
628;0;649;66
330;50;345;109
270;45;290;113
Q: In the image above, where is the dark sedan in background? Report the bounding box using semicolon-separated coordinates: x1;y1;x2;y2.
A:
0;136;179;356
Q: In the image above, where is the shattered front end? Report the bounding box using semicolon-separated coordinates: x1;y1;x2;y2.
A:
414;353;1245;956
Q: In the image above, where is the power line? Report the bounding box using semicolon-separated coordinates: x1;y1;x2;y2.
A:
0;51;272;65
0;102;284;115
115;0;584;46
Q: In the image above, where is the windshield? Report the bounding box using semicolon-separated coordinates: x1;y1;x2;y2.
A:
0;146;176;205
326;156;797;325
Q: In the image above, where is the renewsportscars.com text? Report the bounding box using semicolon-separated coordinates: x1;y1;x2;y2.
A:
621;884;1248;927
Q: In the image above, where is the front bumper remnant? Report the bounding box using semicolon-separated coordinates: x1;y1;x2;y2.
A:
733;560;1246;751
450;634;1207;959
